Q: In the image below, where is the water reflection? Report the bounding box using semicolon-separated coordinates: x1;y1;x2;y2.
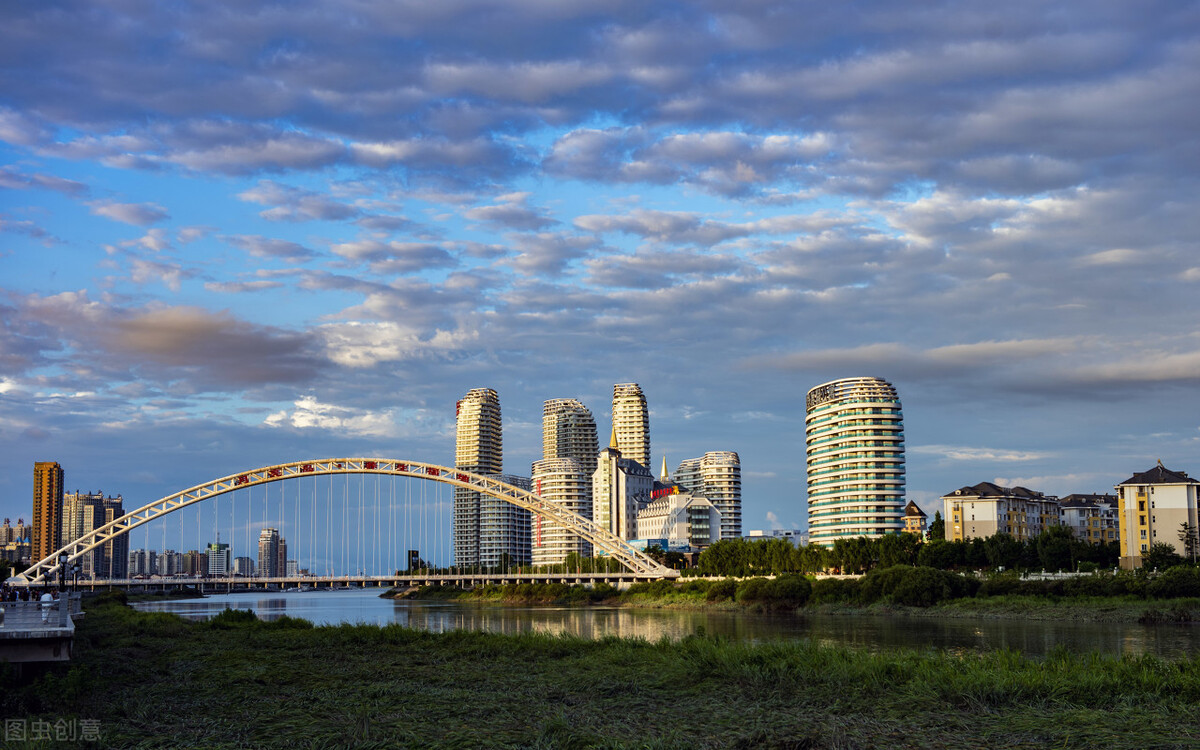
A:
131;590;1200;660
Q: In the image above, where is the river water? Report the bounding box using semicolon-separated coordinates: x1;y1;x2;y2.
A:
130;588;1200;659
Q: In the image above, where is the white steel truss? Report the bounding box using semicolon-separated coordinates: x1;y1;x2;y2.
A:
14;458;678;584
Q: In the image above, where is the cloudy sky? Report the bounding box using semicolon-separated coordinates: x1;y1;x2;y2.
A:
3;1;1200;559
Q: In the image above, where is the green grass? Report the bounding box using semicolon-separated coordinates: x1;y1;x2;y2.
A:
3;597;1200;748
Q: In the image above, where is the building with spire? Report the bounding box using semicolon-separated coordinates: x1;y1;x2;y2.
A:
611;383;650;470
805;377;905;546
593;426;654;541
453;388;503;568
674;452;742;540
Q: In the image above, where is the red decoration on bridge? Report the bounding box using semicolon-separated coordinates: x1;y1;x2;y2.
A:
300;464;314;473
234;475;249;486
267;467;282;478
396;463;408;472
425;466;440;476
456;473;469;482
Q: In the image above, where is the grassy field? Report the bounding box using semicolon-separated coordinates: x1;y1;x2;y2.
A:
4;594;1200;749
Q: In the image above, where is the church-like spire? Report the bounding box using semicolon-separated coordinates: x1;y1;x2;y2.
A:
659;455;670;482
609;423;620;451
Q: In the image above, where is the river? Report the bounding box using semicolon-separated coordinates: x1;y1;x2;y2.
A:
130;588;1200;659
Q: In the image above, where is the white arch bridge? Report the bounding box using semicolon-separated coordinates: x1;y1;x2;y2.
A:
14;458;677;585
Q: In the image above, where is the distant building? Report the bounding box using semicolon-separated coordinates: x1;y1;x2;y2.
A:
453;387;503;568
531;457;591;566
1115;464;1200;569
1058;494;1118;545
744;529;807;546
62;491;127;578
258;528;281;577
286;560;299;577
611;383;651;470
156;550;182;577
232;556;256;577
32;461;64;564
805;377;905;545
128;549;156;577
207;541;231;576
674;452;742;540
593;427;653;541
542;398;598;477
943;482;1060;542
903;501;928;537
182;550;208;576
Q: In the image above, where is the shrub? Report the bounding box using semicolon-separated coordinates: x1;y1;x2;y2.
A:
809;577;860;605
890;567;969;607
207;607;260;629
1147;566;1200;599
705;579;737;602
735;577;772;603
768;574;812;606
857;566;911;604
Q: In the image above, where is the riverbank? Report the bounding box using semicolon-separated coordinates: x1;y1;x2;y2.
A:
387;578;1200;624
4;594;1198;749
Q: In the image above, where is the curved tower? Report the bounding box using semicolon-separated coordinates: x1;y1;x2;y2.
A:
611;383;650;470
454;388;502;567
805;377;905;546
542;398;598;477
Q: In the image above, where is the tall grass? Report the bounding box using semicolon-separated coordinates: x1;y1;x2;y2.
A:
3;597;1198;749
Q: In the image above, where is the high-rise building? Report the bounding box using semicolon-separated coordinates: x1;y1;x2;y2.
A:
674;452;742;540
531;458;592;566
612;383;650;470
542;399;598;477
128;549;156;577
1115;464;1200;569
258;528;281;577
71;493;126;578
232;556;256;577
805;377;906;546
479;473;532;571
32;461;64;563
453;388;503;568
277;537;288;578
593;428;654;541
207;541;231;576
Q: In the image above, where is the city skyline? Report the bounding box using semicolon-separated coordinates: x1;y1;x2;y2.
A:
3;2;1200;535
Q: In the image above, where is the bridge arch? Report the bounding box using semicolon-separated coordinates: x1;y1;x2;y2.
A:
15;458;677;584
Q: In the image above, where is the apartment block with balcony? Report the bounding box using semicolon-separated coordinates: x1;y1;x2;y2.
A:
1116;464;1199;569
943;482;1060;542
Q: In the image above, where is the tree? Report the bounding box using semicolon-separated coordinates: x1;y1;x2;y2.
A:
1036;525;1075;571
928;511;946;541
878;533;921;567
984;532;1023;570
1144;542;1185;571
1178;522;1199;564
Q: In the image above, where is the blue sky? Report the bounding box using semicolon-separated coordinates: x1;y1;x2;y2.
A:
3;1;1200;563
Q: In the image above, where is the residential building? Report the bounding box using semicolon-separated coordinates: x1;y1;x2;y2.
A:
593;427;653;541
1115;464;1200;569
531;458;591;566
182;550;208;577
258;528;281;577
903;501;928;537
156;550;182;577
277;537;288;578
943;482;1060;542
1058;494;1118;545
805;377;905;545
128;549;156;577
611;383;650;470
453;387;503;568
479;473;532;570
674;452;742;540
32;461;64;563
72;494;126;578
542;398;598;477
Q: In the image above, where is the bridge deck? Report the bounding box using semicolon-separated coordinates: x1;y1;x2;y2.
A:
0;597;78;663
67;572;669;590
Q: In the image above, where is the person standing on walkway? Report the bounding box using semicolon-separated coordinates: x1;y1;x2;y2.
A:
40;589;54;623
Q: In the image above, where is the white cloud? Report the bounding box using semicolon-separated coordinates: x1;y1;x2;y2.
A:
264;396;397;438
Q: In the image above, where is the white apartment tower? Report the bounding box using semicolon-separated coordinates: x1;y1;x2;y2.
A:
805;377;906;546
674;452;742;540
542;399;599;477
479;473;532;570
453;388;503;568
531;458;592;566
258;527;280;577
612;383;650;470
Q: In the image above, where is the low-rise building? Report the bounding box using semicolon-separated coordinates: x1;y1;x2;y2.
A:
1116;464;1200;569
635;486;721;551
903;501;928;537
1059;494;1118;545
943;482;1060;542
